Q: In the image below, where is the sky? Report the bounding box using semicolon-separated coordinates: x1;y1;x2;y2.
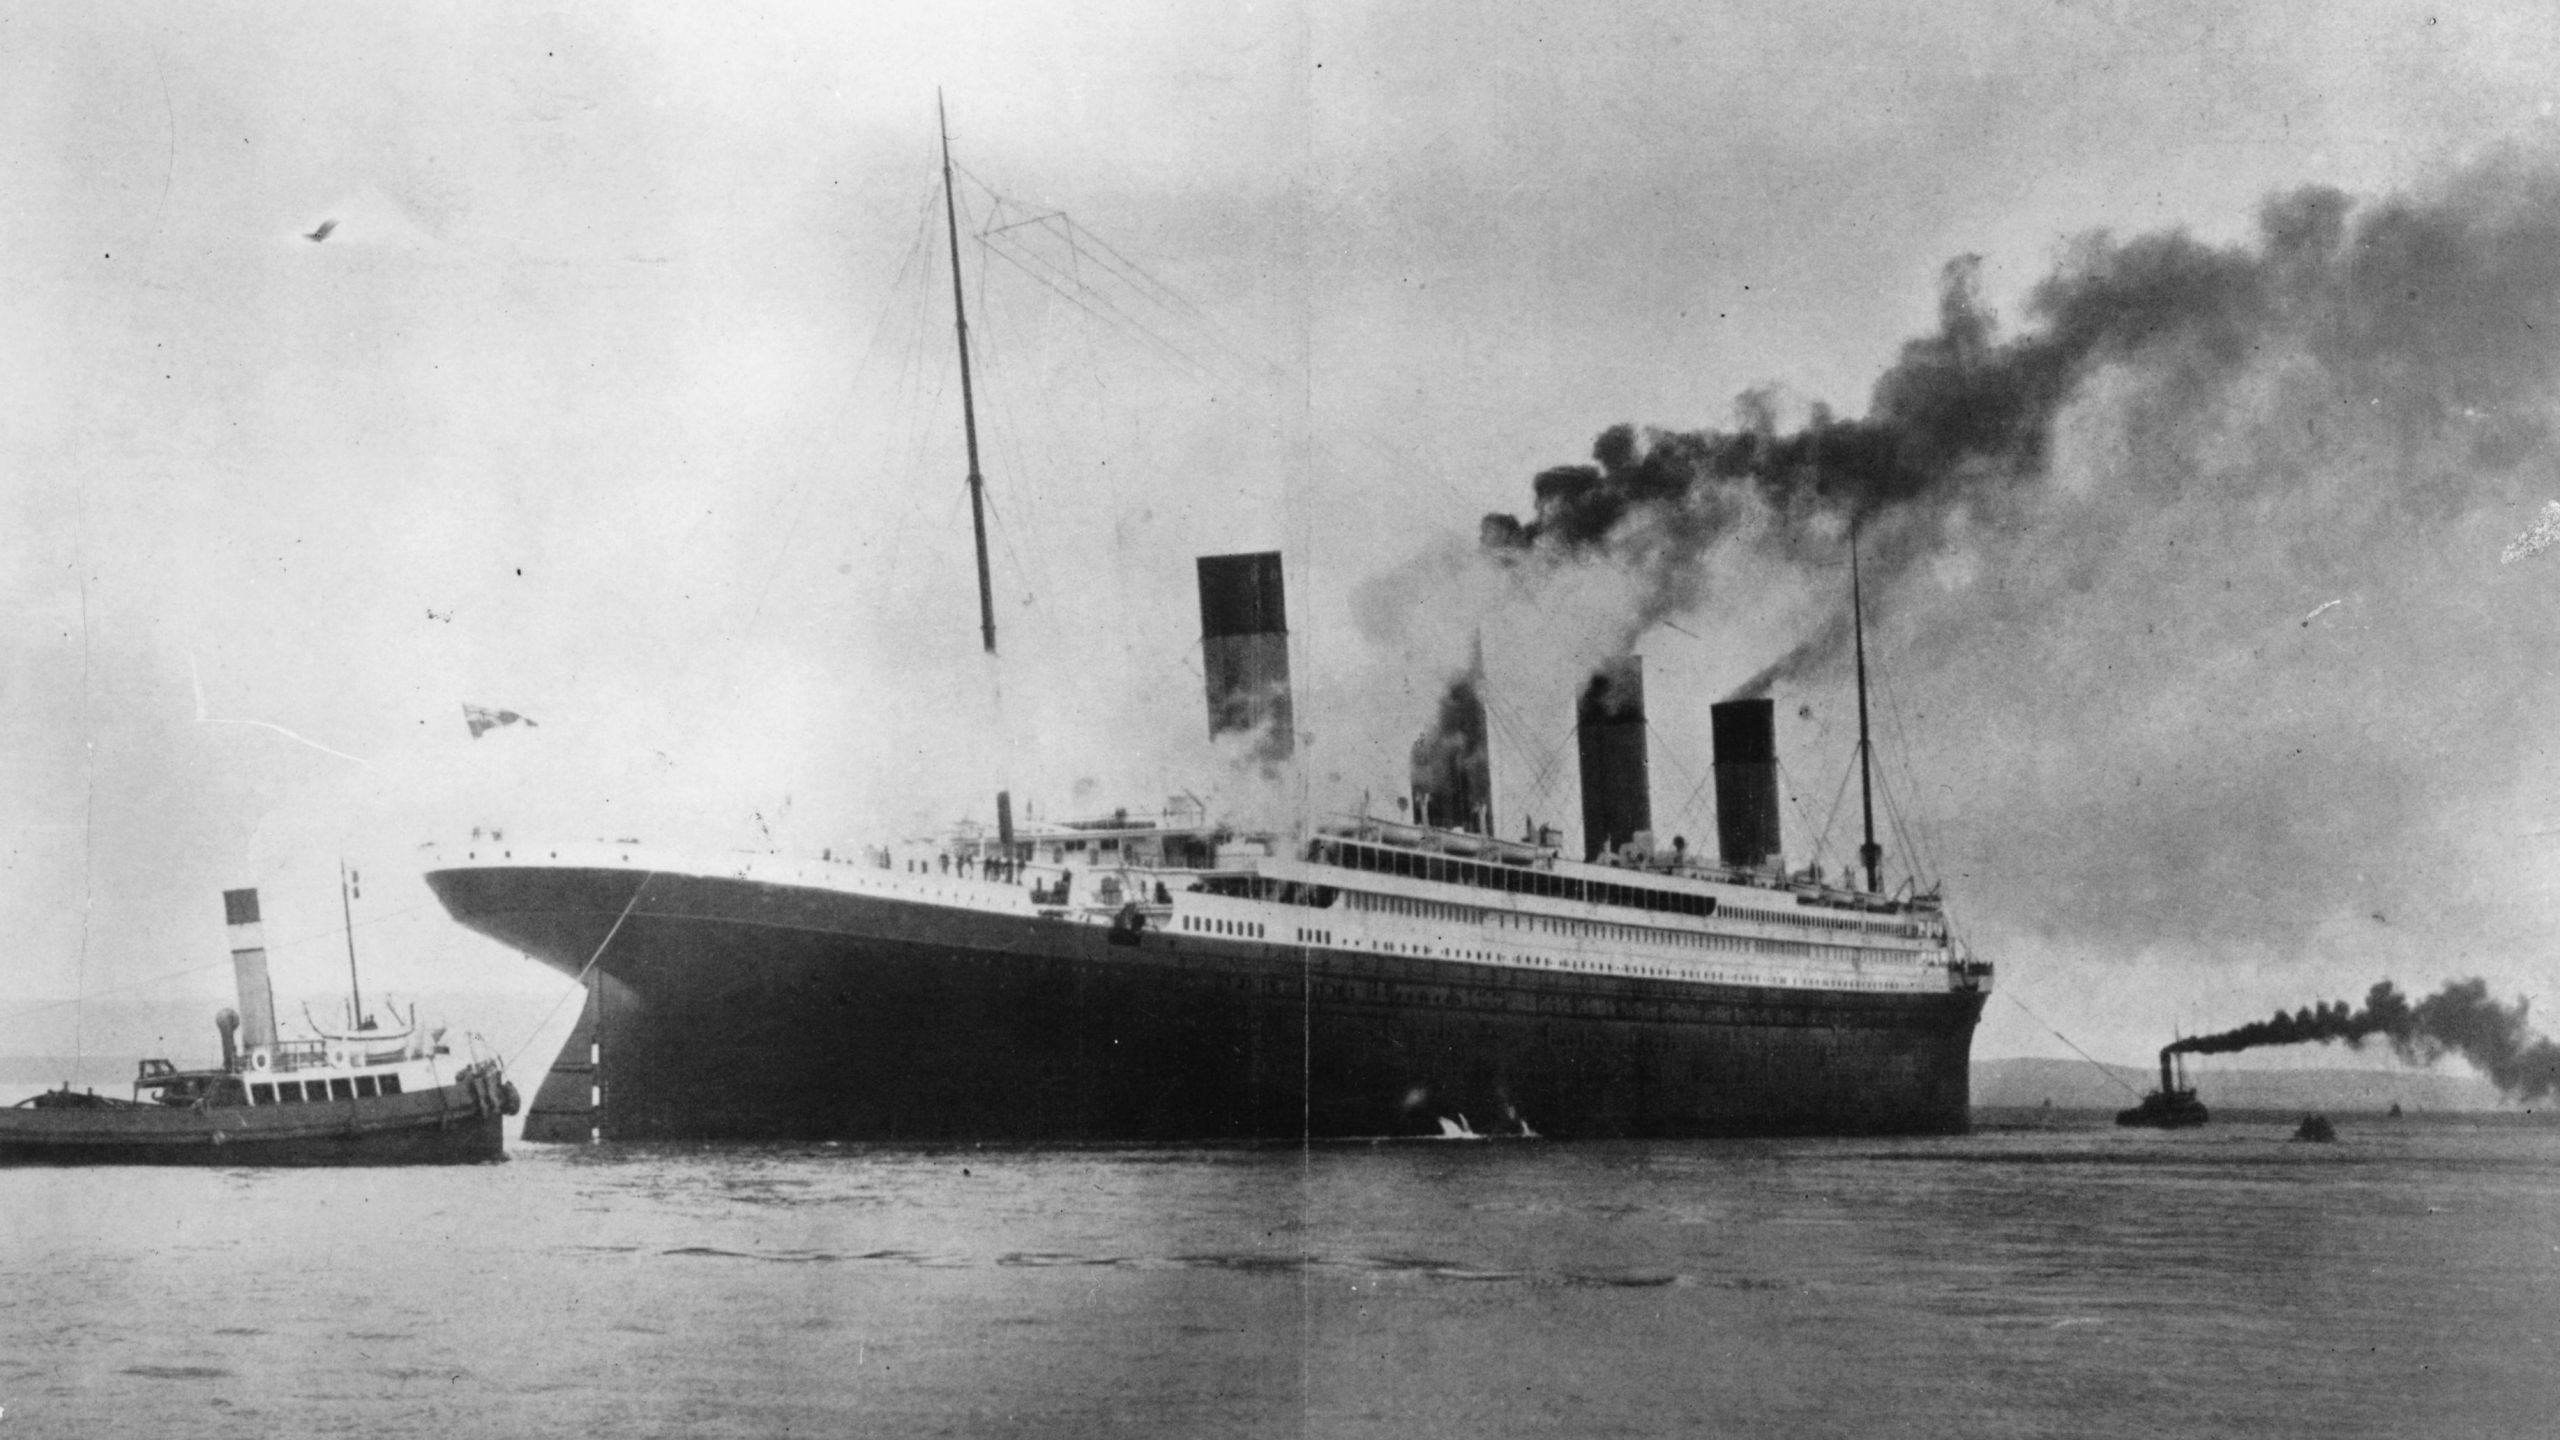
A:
7;0;2560;1078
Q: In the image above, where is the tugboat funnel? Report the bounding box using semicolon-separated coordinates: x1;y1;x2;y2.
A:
224;888;279;1051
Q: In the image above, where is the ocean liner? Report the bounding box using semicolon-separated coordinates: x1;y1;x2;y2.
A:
423;108;1992;1143
427;720;1990;1141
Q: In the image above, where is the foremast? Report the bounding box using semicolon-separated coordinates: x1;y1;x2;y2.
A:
938;93;1015;852
938;90;998;658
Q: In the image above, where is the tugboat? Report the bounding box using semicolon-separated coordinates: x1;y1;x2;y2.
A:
2115;1048;2209;1129
0;887;516;1165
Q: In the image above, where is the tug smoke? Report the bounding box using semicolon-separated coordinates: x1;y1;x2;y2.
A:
2170;980;2560;1103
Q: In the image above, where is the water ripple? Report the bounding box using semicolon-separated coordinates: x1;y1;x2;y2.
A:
650;1242;1708;1290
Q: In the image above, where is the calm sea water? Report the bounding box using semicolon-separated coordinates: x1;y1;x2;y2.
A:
5;1115;2556;1439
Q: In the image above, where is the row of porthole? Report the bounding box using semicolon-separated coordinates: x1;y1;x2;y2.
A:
1226;956;1923;1000
1332;941;1934;995
1178;916;1265;939
1369;921;1929;975
1355;885;1925;951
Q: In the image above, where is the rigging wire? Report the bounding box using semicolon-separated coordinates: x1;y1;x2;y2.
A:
979;227;1231;388
0;961;229;1031
1481;695;1576;833
1643;719;1713;850
0;902;432;1033
1812;748;1858;876
950;163;1480;518
959;187;1239;391
954;190;1058;630
1662;751;1720;851
1025;194;1256;349
874;179;965;631
0;896;430;1030
1026;195;1145;653
1875;655;1949;885
1775;759;1832;872
948;169;1274;709
743;179;945;636
958;166;1274;385
1856;663;1943;898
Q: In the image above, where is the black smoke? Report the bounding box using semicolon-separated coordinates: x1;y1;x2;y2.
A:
1474;170;2560;688
1408;671;1491;832
1442;216;2309;807
2170;979;2560;1103
1401;151;2560;975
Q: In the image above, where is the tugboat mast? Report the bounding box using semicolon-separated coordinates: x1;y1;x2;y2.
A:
338;859;366;1028
939;90;998;656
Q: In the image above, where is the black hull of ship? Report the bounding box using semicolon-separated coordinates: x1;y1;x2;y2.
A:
427;866;1984;1143
0;1083;506;1166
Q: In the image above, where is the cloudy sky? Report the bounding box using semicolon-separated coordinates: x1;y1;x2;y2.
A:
8;0;2560;1076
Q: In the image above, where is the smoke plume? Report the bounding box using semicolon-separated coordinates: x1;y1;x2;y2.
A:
1400;146;2560;973
1479;170;2560;688
1407;670;1490;831
2170;979;2560;1103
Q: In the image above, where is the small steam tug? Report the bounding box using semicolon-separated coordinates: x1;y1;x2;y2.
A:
0;887;516;1166
2115;1048;2210;1129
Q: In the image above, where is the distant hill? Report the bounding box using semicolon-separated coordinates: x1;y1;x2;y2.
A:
1973;1056;2509;1113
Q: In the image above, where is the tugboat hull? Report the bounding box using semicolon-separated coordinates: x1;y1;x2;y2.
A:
0;1072;509;1167
2113;1093;2210;1129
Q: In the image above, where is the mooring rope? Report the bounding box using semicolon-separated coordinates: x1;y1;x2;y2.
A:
504;872;655;1072
2001;987;2147;1100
